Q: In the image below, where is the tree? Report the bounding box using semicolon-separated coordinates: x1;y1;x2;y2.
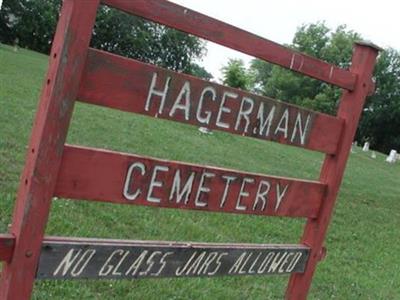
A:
91;6;207;73
0;0;208;74
357;48;400;153
224;22;400;153
187;63;213;81
249;22;360;114
221;58;251;90
0;0;61;53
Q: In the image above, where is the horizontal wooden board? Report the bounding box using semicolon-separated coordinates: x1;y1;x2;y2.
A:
101;0;356;90
78;49;344;154
0;234;15;262
54;145;325;218
36;236;310;279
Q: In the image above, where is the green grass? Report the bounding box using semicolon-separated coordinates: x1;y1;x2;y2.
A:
1;44;399;299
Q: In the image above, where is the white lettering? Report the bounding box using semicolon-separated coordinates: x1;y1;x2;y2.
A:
147;165;169;203
70;249;96;277
236;178;254;211
125;250;148;276
252;180;271;211
286;252;303;272
248;253;262;274
257;103;276;136
139;251;161;276
98;249;125;276
145;72;171;113
278;252;294;273
257;252;275;273
169;81;191;120
53;249;82;276
197;252;219;275
197;86;216;124
53;248;96;277
151;251;173;276
219;175;236;208
228;252;247;274
176;251;197;276
207;252;228;275
169;170;195;204
123;162;146;201
268;252;288;273
195;172;215;207
238;252;253;274
235;97;254;133
291;113;312;145
216;91;237;129
275;184;289;211
274;108;289;138
185;251;207;275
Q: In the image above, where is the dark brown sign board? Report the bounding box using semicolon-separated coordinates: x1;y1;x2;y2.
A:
0;0;379;299
37;238;309;279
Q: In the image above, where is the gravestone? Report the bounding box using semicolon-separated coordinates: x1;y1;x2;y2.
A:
386;150;397;163
362;142;370;152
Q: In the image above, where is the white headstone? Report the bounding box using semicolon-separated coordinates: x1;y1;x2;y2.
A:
198;127;212;135
386;150;397;163
362;142;370;152
351;142;357;153
371;151;376;159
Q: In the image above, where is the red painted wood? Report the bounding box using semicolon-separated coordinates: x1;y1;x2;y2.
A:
54;145;326;218
78;49;344;154
0;234;15;263
102;0;356;90
285;43;380;299
0;1;100;299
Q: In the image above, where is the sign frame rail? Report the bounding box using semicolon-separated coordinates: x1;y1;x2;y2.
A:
0;0;380;299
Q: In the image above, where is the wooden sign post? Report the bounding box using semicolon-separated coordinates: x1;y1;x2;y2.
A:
0;0;379;299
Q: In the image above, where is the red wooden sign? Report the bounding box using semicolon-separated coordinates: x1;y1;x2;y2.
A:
79;49;344;154
0;0;379;299
55;145;325;218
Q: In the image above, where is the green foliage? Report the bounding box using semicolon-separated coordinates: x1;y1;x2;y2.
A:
92;7;206;72
248;59;273;94
246;22;400;153
0;0;208;73
187;63;213;81
357;48;400;152
0;0;61;53
249;22;359;114
221;58;252;90
1;45;400;299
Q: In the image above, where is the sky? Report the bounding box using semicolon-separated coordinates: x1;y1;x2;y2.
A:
171;0;400;81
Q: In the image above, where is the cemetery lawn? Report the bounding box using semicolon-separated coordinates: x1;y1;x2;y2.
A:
1;44;399;299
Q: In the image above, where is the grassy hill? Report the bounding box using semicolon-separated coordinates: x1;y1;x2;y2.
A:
1;44;399;299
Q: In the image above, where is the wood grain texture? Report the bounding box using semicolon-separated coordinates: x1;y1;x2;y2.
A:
78;49;344;154
54;145;326;218
37;236;310;279
101;0;356;90
0;1;100;299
